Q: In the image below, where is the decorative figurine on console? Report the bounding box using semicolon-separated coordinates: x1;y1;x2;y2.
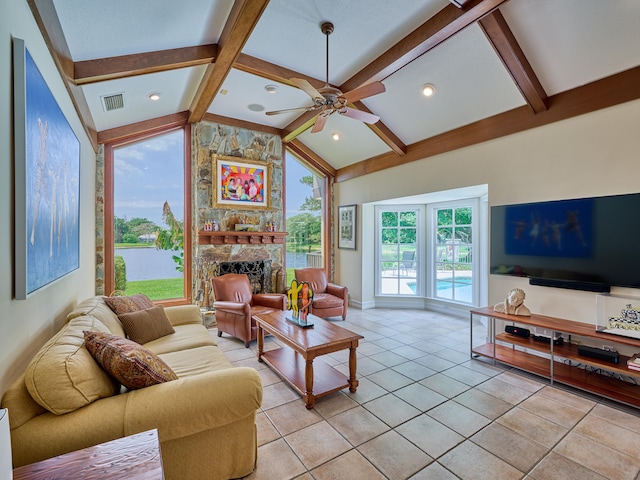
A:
494;288;531;316
286;279;314;327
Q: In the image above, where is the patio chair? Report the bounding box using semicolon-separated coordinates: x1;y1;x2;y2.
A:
400;250;416;276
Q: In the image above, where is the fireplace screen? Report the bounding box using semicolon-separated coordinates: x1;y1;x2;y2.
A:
214;260;272;294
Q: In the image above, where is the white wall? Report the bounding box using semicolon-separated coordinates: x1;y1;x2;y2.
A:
336;98;640;324
0;0;96;395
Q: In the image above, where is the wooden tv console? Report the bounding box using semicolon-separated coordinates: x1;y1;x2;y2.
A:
470;307;640;408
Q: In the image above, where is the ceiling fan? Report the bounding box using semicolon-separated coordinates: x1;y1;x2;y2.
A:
265;21;386;133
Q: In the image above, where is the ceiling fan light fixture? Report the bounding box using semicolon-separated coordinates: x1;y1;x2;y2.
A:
264;20;385;133
422;83;436;97
264;85;279;94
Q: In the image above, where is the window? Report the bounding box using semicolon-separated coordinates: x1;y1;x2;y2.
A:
284;152;327;284
105;126;191;303
376;206;421;296
429;201;476;304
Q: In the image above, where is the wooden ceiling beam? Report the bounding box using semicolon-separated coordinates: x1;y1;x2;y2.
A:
282;110;320;143
202;113;283;137
340;0;509;93
234;53;326;90
335;65;640;182
287;140;337;178
449;0;476;7
351;101;407;155
479;10;547;113
74;45;218;85
27;0;98;150
188;0;269;123
97;111;189;145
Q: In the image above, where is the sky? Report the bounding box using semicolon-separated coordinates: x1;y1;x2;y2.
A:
113;136;315;227
113;129;184;227
285;151;316;218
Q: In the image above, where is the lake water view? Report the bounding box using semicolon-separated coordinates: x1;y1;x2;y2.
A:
116;248;313;281
115;247;182;281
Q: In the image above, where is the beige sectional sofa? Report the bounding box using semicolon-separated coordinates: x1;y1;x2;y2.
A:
1;296;262;480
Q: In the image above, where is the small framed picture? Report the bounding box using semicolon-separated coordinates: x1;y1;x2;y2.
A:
338;204;357;250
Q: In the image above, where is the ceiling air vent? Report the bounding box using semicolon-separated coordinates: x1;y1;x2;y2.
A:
100;92;125;112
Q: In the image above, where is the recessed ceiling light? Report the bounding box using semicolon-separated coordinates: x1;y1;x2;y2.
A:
248;103;265;112
332;133;340;141
147;92;161;101
422;83;435;97
264;85;279;94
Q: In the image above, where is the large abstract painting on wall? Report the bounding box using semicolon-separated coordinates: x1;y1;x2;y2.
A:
13;38;80;299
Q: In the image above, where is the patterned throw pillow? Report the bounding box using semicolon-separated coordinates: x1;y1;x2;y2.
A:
103;294;154;316
118;305;175;344
84;331;178;390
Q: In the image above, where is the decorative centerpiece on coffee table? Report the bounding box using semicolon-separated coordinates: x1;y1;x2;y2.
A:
286;279;314;328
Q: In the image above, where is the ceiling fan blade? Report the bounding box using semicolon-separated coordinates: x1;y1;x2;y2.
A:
265;105;316;116
339;107;380;124
290;78;325;102
341;81;386;103
310;111;331;133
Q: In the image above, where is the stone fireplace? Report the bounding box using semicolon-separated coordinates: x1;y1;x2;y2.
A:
193;120;286;309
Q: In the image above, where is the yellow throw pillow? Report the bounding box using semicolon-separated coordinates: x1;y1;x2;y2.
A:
118;305;175;345
84;331;178;390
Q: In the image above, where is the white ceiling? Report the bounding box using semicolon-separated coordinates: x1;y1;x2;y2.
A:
49;0;640;171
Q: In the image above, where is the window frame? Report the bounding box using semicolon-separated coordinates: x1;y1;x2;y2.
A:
426;198;479;306
104;124;192;305
284;148;331;279
375;205;423;297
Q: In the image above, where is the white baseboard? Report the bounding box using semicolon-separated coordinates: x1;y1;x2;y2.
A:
349;297;471;319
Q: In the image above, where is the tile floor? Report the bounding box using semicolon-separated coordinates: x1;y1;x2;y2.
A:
210;308;640;480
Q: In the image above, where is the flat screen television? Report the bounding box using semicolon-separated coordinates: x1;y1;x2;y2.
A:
490;192;640;291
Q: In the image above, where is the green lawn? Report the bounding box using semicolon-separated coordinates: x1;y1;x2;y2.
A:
125;278;183;300
115;243;155;249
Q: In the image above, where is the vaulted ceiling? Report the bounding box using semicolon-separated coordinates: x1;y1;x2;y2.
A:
31;0;640;181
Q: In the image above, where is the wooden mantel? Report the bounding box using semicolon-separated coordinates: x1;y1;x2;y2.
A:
198;231;287;245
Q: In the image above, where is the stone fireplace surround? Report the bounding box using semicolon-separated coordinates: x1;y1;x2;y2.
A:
194;121;286;309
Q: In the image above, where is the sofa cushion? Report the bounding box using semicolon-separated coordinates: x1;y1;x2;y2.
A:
67;296;127;337
103;294;154;315
84;331;178;390
159;345;232;378
24;316;119;415
118;305;175;345
143;324;216;355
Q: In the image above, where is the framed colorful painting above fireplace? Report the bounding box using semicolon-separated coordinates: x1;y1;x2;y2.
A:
213;155;270;209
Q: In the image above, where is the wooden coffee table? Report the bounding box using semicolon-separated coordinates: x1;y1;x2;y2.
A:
13;429;164;479
253;310;364;409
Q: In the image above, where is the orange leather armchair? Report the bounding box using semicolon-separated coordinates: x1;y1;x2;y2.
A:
212;273;286;347
294;268;348;320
